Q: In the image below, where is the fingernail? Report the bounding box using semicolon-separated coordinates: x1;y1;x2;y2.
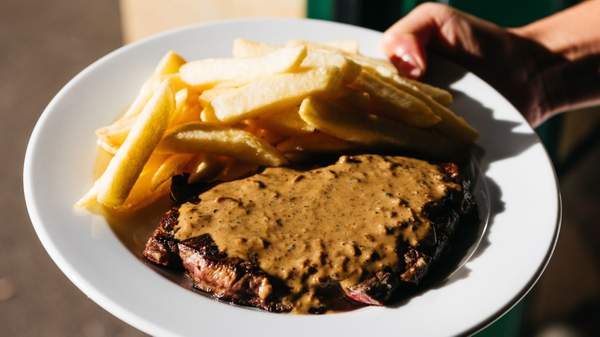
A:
395;47;419;67
393;47;422;77
408;66;422;78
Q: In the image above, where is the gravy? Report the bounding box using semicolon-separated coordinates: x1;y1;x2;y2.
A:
174;154;460;312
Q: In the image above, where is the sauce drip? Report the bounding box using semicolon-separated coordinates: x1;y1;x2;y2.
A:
174;154;459;312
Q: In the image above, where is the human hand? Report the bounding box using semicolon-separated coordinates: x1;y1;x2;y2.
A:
382;3;563;127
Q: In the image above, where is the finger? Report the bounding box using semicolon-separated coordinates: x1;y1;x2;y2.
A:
382;33;428;78
382;3;453;78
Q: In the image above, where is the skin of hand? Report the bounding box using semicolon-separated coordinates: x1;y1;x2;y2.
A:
382;2;600;127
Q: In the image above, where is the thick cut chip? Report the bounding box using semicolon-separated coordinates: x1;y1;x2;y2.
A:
198;87;240;106
213;81;245;89
202;39;452;111
336;50;453;107
232;39;280;57
210;67;345;123
95;115;136;152
199;107;219;123
277;132;354;153
76;154;171;211
233;39;358;57
174;88;189;113
95;86;193;153
287;40;349;54
96;80;175;207
298;97;457;158
172;105;202;126
154;51;187;77
187;154;224;183
243;122;285;144
367;59;453;106
113;154;172;211
289;40;389;69
379;75;478;143
122;51;185;119
166;88;190;124
300;49;361;82
180;45;306;89
394;75;453;107
150;154;195;190
323;40;359;54
254;108;315;136
353;56;453;107
96;137;119;155
351;71;441;127
97;153;172;212
231;39;361;83
349;54;398;77
121;80;154;120
170;88;204;126
75;181;100;209
338;88;371;112
158;123;287;166
287;40;362;80
217;159;259;182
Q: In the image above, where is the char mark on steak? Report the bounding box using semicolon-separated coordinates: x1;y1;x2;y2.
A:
143;208;182;269
143;212;291;312
178;234;291;312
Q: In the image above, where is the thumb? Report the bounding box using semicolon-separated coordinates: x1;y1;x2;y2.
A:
382;3;453;78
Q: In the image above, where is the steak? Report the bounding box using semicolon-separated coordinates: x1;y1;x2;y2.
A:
143;154;474;313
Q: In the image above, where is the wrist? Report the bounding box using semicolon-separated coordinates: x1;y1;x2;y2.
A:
500;27;552;122
511;2;600;61
510;23;568;60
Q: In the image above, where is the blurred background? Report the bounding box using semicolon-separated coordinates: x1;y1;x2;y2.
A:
1;0;599;336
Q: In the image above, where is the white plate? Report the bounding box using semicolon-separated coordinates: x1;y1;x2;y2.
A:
24;18;560;337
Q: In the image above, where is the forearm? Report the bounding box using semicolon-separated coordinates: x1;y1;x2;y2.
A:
515;0;600;116
539;53;600;116
516;0;600;60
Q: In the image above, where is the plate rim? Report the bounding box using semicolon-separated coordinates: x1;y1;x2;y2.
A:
467;193;561;335
23;17;562;337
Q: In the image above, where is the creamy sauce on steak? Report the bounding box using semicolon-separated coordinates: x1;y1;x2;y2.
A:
174;154;459;313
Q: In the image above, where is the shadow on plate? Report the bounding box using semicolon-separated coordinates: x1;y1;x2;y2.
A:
385;56;541;305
